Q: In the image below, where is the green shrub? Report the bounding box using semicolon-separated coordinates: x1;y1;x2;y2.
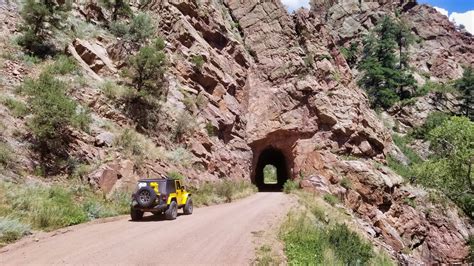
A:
411;111;449;139
303;54;314;68
392;134;422;165
22;72;89;154
280;194;382;266
0;217;31;244
327;224;374;265
114;128;143;157
340;177;352;189
191;55;205;71
126;38;166;96
46;55;77;75
101;80;129;100
255;244;280;265
195;93;208;110
387;154;413;179
216;180;235;203
323;194;339;206
0;142;14;169
174;111;195;142
205;122;217;137
281;214;326;265
100;0;132;21
168;147;193;166
168;171;185;180
109;12;153;44
18;0;71;57
416;81;457;96
71;163;91;179
41;186;89;229
0;181;132;238
414;116;474;217
318;54;332;61
190;180;257;206
71;107;92;132
403;197;416;208
81;190;129;220
390;134;422;181
109;21;129;38
2;97;28;118
283;179;299;194
82;200;117;220
127;12;154;43
340;42;359;67
19;54;41;66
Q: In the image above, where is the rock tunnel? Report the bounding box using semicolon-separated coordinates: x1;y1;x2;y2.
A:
252;147;290;191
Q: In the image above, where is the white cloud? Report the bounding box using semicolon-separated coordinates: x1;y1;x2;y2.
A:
434;6;449;17
432;7;474;34
280;0;310;12
450;10;474;34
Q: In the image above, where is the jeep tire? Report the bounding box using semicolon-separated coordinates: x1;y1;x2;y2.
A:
165;201;178;220
136;186;156;208
183;198;193;215
130;207;144;221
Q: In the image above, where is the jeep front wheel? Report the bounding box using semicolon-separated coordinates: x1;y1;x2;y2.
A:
165;201;178;220
130;207;144;221
183;198;193;215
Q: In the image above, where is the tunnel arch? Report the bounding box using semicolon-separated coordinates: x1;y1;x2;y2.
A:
253;147;290;191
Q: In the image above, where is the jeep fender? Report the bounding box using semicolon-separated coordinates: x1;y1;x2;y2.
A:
166;196;177;205
183;193;191;202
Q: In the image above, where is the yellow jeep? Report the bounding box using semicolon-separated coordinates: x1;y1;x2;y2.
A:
130;178;193;221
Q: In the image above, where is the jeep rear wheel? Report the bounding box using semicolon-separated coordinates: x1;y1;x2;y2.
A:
130;207;144;221
136;187;157;208
165;201;178;220
183;198;193;215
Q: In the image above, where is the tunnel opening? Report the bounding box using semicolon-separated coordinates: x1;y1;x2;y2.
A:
253;147;289;192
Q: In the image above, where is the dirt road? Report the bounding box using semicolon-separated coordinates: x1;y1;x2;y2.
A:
0;193;292;265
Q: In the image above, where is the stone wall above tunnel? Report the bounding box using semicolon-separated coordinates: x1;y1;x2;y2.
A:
249;129;318;190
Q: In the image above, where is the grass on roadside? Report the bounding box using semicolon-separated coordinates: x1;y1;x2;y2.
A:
280;191;394;265
0;180;130;246
254;244;281;266
0;217;31;246
190;180;257;207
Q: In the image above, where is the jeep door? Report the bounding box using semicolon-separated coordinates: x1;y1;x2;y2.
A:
175;180;184;205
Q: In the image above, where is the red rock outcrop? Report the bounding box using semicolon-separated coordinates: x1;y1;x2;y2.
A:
314;0;474;81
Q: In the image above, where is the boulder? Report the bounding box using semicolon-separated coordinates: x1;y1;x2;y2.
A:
94;131;115;147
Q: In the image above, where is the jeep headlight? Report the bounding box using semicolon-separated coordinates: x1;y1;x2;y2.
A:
137;182;147;189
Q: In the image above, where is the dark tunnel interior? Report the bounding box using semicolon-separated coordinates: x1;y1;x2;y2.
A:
253;147;290;192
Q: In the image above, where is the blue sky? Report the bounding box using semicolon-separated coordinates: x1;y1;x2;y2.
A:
280;0;474;33
418;0;474;13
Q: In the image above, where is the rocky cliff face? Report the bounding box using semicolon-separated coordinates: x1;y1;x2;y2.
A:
0;0;472;263
314;0;474;82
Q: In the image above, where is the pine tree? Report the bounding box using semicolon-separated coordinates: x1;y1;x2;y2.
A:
18;0;71;56
358;16;416;109
100;0;132;21
456;67;474;120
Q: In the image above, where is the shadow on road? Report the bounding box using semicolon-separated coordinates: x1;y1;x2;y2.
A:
129;213;184;222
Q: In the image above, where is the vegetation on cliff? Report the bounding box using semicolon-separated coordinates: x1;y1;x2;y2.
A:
358;16;416;109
